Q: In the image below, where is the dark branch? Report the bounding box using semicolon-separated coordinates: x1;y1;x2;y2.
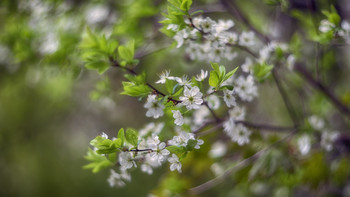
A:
219;0;270;43
294;63;350;118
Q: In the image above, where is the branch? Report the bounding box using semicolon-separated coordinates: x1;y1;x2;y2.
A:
272;68;299;127
294;63;350;118
109;58;181;105
236;120;296;131
219;0;270;43
189;129;296;195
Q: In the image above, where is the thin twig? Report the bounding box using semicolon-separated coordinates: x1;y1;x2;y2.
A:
294;63;350;118
219;0;270;43
109;57;181;104
272;68;299;127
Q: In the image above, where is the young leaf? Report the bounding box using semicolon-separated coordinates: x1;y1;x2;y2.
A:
209;70;219;87
125;128;139;147
118;46;133;62
223;67;239;82
117;128;125;146
84;148;113;173
186;139;197;151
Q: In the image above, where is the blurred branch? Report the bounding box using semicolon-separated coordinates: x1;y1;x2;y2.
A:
219;0;270;43
272;68;300;127
294;63;350;118
189;129;297;195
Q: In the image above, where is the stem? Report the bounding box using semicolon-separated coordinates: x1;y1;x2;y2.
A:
236;120;296;131
203;101;221;123
272;68;299;127
219;0;270;43
128;148;154;152
294;63;350;117
109;58;181;104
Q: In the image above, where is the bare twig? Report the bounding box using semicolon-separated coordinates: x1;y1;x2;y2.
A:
294;63;350;118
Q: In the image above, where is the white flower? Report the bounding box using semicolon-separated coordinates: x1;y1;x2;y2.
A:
199;17;216;33
215;19;234;33
232;124;251;146
207;95;220;110
223;121;251;146
155;70;176;84
308;115;325;130
220;32;238;45
141;163;153;175
242;58;254;73
107;169;126;187
148;140;170;164
119;152;136;170
168;154;182;172
175;75;192;87
228;106;246;121
172;110;184;126
144;95;164;119
239;31;255;47
209;141;227;158
168;131;195;147
167;24;178;31
298;135;311;155
234;75;258;102
321;130;339;151
101;132;109;139
139;122;164;137
223;89;237;108
195;69;208;81
180;86;203;110
146;134;161;150
195;139;204;149
319;19;335;33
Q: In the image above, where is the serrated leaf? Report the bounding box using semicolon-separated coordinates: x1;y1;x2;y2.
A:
83;148;113;173
223;67;238;82
121;82;151;97
125;128;138;147
85;60;110;74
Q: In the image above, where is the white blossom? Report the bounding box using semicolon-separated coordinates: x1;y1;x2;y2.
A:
168;131;195;147
220;32;238;45
139;122;164;137
287;55;296;71
101;132;109;139
168;154;182;172
228;106;246;121
223;89;237;108
119;152;136;170
319;19;335;33
215;19;234;33
234;75;258;102
199;17;216;33
298;135;311;155
239;31;255;47
308;115;325;130
241;58;254;74
223;120;251;146
144;95;164;119
193;106;210;126
321;130;339;151
179;86;203;110
194;139;204;149
172;110;184;126
209;141;227;158
195;69;208;81
176;75;192;87
155;70;176;84
107;169;126;187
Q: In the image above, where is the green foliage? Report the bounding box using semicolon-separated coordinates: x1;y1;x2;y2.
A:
125;128;139;147
121;72;151;97
80;28;118;74
83;148;113;173
90;136;122;154
118;40;139;66
166;146;187;160
209;62;238;90
253;63;273;82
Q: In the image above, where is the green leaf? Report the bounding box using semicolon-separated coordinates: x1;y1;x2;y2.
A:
190;10;203;16
180;0;192;12
211;62;220;73
223;67;238;82
168;0;182;7
219;85;234;91
125;128;139;147
85;60;110;75
209;70;219;87
166;145;187;159
117;128;125;146
165;79;175;94
186;139;197;151
121;82;151;97
253;63;274;81
84;148;113;173
118;46;133;62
